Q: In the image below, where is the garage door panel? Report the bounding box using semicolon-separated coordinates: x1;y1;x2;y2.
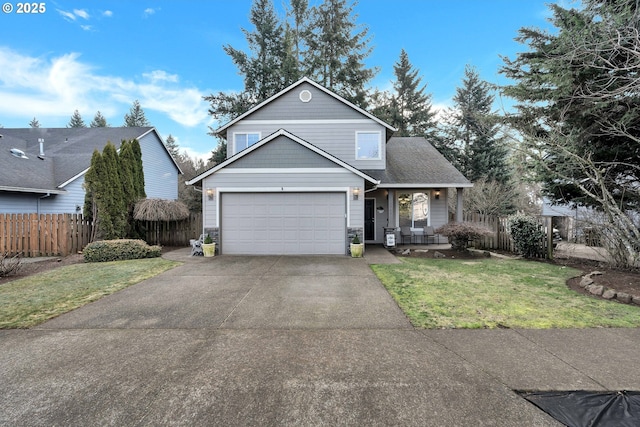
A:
222;192;346;255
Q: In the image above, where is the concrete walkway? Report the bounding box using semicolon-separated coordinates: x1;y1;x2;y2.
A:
1;248;639;426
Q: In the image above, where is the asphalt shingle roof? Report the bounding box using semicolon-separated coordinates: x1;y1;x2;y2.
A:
361;137;471;187
0;127;154;193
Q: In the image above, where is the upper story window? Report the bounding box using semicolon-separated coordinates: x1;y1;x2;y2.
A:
356;131;381;160
234;132;261;152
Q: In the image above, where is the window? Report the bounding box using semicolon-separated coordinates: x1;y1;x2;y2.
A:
234;132;261;152
356;132;381;160
398;192;429;228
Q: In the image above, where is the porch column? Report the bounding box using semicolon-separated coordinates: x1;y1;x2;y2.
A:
387;189;395;227
456;187;464;223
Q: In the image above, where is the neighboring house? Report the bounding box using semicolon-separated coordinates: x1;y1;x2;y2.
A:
0;127;181;214
187;77;471;255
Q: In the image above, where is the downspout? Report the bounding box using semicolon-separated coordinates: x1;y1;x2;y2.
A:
37;192;51;216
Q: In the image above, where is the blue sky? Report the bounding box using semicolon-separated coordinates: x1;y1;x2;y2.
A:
0;0;568;161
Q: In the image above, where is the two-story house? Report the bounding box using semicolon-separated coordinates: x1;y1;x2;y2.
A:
187;78;471;255
0;127;181;214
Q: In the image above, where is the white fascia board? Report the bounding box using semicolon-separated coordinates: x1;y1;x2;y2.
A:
0;186;66;194
58;169;88;188
377;183;474;188
216;168;352;174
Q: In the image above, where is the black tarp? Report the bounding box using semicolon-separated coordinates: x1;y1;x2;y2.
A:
518;390;640;427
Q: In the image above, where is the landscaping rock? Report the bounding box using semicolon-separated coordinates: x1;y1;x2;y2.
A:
587;284;605;296
402;249;411;255
579;277;594;288
602;289;617;300
616;292;632;304
632;295;640;306
586;271;603;277
415;249;429;253
434;251;446;259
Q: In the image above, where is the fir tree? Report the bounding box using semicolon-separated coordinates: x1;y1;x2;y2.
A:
29;117;40;128
123;100;150;127
67;110;86;128
164;134;180;160
303;0;376;107
390;49;437;137
90;111;108;127
443;65;509;184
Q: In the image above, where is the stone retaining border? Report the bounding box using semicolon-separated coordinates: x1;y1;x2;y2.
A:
578;270;640;306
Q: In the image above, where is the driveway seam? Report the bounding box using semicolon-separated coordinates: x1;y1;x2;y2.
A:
512;329;609;390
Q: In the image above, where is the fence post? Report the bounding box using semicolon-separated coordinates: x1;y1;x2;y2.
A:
546;217;554;260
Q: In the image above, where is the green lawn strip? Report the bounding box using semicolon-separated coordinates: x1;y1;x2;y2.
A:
0;258;181;329
372;258;640;329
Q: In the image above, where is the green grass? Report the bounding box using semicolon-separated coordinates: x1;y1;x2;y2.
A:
0;258;180;329
372;257;640;329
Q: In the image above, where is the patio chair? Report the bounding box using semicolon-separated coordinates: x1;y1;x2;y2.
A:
424;226;436;244
400;226;413;245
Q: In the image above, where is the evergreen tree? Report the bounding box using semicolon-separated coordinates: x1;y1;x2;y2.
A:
442;65;509;184
390;49;437;137
303;0;376;107
67;109;86;128
90;111;108;127
101;142;127;239
501;0;640;210
209;138;227;166
123;100;150;127
119;140;146;238
29;117;40;128
164;134;180;160
130;138;146;199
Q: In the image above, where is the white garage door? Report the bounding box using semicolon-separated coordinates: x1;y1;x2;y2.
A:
221;192;346;255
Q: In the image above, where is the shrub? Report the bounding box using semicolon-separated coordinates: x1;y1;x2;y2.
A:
507;214;546;258
203;235;213;244
435;222;493;251
83;239;161;263
0;253;22;277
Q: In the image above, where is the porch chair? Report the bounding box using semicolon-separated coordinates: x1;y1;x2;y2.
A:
424;226;436;244
400;227;413;245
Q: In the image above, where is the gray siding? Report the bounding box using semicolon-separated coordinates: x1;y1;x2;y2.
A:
0;193;40;214
228;122;386;170
140;132;179;200
430;189;448;229
40;178;84;214
228;136;340;169
247;82;364;121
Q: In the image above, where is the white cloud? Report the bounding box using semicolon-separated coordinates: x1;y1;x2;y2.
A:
0;47;209;128
143;70;179;83
102;10;113;17
143;8;156;17
80;25;93;31
57;9;76;21
73;9;89;19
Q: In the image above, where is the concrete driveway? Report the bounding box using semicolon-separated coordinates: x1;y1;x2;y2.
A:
3;249;620;426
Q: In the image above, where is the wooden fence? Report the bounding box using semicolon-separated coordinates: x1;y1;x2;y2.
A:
137;213;202;247
460;212;555;259
1;212;202;257
0;213;92;257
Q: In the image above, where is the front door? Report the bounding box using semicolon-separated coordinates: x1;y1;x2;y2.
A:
364;198;375;241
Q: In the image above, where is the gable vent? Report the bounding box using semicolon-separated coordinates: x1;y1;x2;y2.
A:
299;89;312;103
10;148;29;159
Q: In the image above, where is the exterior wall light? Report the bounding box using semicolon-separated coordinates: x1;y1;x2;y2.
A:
206;188;215;201
434;189;441;200
352;187;360;200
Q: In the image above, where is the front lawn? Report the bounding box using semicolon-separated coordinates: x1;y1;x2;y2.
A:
0;258;180;328
372;257;640;329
